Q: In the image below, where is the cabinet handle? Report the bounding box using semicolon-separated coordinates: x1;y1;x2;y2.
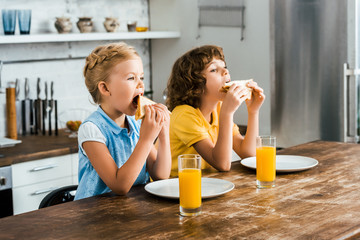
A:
29;164;57;172
31;187;55;196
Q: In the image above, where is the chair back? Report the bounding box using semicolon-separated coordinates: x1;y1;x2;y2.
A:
39;185;78;209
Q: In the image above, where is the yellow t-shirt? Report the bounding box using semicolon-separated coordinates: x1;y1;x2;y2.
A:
170;102;240;177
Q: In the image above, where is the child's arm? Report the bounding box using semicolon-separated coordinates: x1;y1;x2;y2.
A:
82;105;163;195
193;84;249;171
146;104;171;180
233;82;265;158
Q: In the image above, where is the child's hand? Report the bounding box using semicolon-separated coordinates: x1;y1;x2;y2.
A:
245;81;265;114
139;105;164;143
221;84;249;115
152;104;170;140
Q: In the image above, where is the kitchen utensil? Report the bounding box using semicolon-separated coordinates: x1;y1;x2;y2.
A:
48;81;54;135
21;78;32;135
34;78;42;135
54;100;58;136
42;81;48;135
6;87;17;139
15;79;22;135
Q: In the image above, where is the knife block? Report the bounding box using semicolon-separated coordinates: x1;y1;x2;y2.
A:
6;88;17;139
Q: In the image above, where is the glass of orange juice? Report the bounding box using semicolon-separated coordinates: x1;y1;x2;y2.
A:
256;136;276;188
178;154;201;216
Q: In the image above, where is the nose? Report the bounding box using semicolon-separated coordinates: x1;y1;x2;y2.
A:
136;78;144;88
222;68;229;76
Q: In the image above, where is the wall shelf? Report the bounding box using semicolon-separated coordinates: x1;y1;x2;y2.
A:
0;31;180;44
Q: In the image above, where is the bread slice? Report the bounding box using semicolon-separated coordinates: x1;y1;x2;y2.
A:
135;95;156;120
220;79;253;100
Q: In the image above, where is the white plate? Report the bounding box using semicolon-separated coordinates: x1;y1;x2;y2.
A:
144;177;234;199
241;155;319;173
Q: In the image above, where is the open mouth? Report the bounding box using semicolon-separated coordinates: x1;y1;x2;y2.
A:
132;95;140;109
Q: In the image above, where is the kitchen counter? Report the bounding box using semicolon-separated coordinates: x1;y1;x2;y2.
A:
0;140;359;239
0;130;78;167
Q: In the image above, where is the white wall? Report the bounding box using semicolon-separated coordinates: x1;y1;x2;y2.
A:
150;0;271;135
0;0;150;138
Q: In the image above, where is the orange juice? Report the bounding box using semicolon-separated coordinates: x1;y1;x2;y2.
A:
256;146;276;182
179;168;201;209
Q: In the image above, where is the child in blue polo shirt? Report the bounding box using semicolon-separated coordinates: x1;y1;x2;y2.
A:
75;42;171;200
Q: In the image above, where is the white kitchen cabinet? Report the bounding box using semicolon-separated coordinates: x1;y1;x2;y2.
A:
12;154;78;215
12;177;73;214
71;153;79;185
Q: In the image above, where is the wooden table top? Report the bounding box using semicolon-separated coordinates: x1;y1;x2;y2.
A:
0;140;359;239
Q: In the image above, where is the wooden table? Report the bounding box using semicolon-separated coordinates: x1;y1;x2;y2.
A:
1;141;360;239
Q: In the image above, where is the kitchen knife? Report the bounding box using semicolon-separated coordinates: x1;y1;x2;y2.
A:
48;81;54;136
55;99;58;136
34;77;42;135
15;78;22;136
23;78;32;135
42;81;47;135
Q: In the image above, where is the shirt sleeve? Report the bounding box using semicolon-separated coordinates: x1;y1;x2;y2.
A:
172;108;210;147
78;122;106;157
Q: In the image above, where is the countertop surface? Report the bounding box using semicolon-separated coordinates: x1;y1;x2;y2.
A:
0;130;78;167
0;140;359;239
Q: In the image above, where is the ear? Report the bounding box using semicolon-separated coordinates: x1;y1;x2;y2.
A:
98;81;111;96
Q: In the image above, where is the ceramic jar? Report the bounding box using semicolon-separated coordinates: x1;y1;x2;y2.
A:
54;17;72;34
77;17;93;33
103;17;120;32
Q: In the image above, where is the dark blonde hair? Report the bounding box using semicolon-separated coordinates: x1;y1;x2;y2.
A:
83;42;140;104
166;45;225;111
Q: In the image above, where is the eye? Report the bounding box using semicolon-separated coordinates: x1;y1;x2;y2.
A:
210;68;217;72
127;76;135;81
140;76;144;81
224;65;228;69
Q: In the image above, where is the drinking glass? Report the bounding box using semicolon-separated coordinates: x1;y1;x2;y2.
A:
178;154;201;216
256;136;276;188
127;21;137;32
2;9;17;35
18;9;31;34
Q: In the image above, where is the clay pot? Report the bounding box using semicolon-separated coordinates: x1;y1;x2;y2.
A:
77;17;93;33
103;17;120;32
55;17;72;34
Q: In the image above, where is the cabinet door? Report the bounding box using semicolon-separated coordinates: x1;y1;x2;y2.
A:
71;153;79;185
12;177;73;215
12;155;72;188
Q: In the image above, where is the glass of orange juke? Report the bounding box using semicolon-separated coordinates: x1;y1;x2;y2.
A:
256;136;276;188
178;154;202;216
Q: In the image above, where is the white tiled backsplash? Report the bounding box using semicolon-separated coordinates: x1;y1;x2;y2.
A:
0;0;150;138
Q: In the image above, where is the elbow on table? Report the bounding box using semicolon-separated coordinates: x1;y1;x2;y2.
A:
112;186;131;196
151;173;170;181
216;163;231;172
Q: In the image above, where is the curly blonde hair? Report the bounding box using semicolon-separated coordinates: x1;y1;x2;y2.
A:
165;45;225;111
83;42;140;104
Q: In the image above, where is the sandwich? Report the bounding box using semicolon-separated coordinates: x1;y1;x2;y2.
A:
220;79;254;100
135;95;157;120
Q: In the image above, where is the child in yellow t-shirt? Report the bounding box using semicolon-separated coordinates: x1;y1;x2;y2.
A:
166;45;265;176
